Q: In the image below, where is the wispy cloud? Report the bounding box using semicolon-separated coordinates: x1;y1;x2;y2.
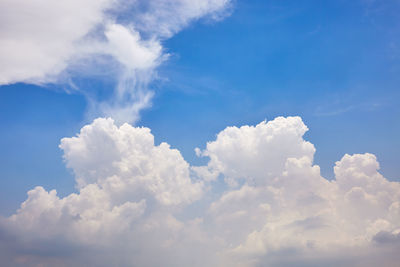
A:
0;0;232;124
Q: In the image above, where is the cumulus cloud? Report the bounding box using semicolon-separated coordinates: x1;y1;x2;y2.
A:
0;0;232;123
1;116;399;266
59;118;203;205
194;117;316;186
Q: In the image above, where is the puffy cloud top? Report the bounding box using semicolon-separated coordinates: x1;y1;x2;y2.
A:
60;118;203;206
198;116;315;186
1;116;399;266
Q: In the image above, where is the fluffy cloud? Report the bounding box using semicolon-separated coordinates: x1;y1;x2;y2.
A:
0;0;231;123
59;118;203;205
0;118;205;267
1;116;399;266
195;117;316;186
0;0;113;85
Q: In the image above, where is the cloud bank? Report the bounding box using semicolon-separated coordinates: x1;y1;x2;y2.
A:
0;0;231;124
1;116;399;266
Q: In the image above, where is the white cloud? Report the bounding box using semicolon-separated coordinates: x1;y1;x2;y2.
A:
0;0;232;124
195;116;316;186
1;116;400;266
0;0;113;85
59;118;203;206
104;24;162;70
0;118;206;267
131;0;232;38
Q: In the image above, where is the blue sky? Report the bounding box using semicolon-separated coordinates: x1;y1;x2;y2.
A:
1;0;399;216
1;1;400;266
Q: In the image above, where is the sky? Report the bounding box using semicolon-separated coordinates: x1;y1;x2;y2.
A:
0;0;400;266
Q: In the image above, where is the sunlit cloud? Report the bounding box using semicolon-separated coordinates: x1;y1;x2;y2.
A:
1;116;399;266
0;0;232;124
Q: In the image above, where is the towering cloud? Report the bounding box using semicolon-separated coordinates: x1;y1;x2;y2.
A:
1;116;399;266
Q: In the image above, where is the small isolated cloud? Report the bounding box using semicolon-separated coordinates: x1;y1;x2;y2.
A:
1;116;399;266
0;0;232;124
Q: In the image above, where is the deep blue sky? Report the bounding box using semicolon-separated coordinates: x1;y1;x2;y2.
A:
1;0;400;215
